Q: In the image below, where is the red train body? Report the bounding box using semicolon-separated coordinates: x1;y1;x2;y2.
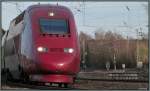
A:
4;4;80;84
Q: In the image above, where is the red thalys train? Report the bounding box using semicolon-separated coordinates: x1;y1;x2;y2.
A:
3;4;80;86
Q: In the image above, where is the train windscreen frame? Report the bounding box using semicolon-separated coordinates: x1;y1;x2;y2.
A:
39;18;69;34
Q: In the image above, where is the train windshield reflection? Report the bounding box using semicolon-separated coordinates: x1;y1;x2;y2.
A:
39;19;68;34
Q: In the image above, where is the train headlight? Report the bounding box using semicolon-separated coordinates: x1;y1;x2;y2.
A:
68;48;74;53
58;63;64;66
49;12;54;16
64;48;74;53
37;46;48;52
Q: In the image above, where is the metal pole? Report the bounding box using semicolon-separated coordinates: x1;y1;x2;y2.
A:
83;0;85;26
127;36;129;60
82;39;86;71
136;29;139;68
114;53;116;71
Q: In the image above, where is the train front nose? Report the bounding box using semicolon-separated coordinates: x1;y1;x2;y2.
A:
36;52;79;75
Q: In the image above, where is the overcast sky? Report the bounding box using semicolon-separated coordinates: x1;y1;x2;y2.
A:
2;1;148;38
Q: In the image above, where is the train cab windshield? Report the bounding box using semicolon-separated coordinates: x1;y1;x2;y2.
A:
39;19;69;34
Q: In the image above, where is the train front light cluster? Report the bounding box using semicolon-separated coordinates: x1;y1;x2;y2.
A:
64;48;74;53
37;46;48;52
49;12;54;16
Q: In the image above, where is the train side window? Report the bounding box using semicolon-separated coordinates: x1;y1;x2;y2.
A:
15;11;25;25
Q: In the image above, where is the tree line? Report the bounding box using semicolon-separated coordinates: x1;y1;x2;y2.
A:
79;30;148;70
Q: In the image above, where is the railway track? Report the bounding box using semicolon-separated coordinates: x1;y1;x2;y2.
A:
78;71;148;83
1;72;83;90
2;79;82;90
74;78;148;90
1;71;148;90
76;77;148;83
1;77;148;90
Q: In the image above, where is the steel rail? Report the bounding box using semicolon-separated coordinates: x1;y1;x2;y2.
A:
76;77;148;83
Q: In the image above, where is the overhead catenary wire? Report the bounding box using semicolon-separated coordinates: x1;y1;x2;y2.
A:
7;2;22;14
15;3;22;13
4;2;148;38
